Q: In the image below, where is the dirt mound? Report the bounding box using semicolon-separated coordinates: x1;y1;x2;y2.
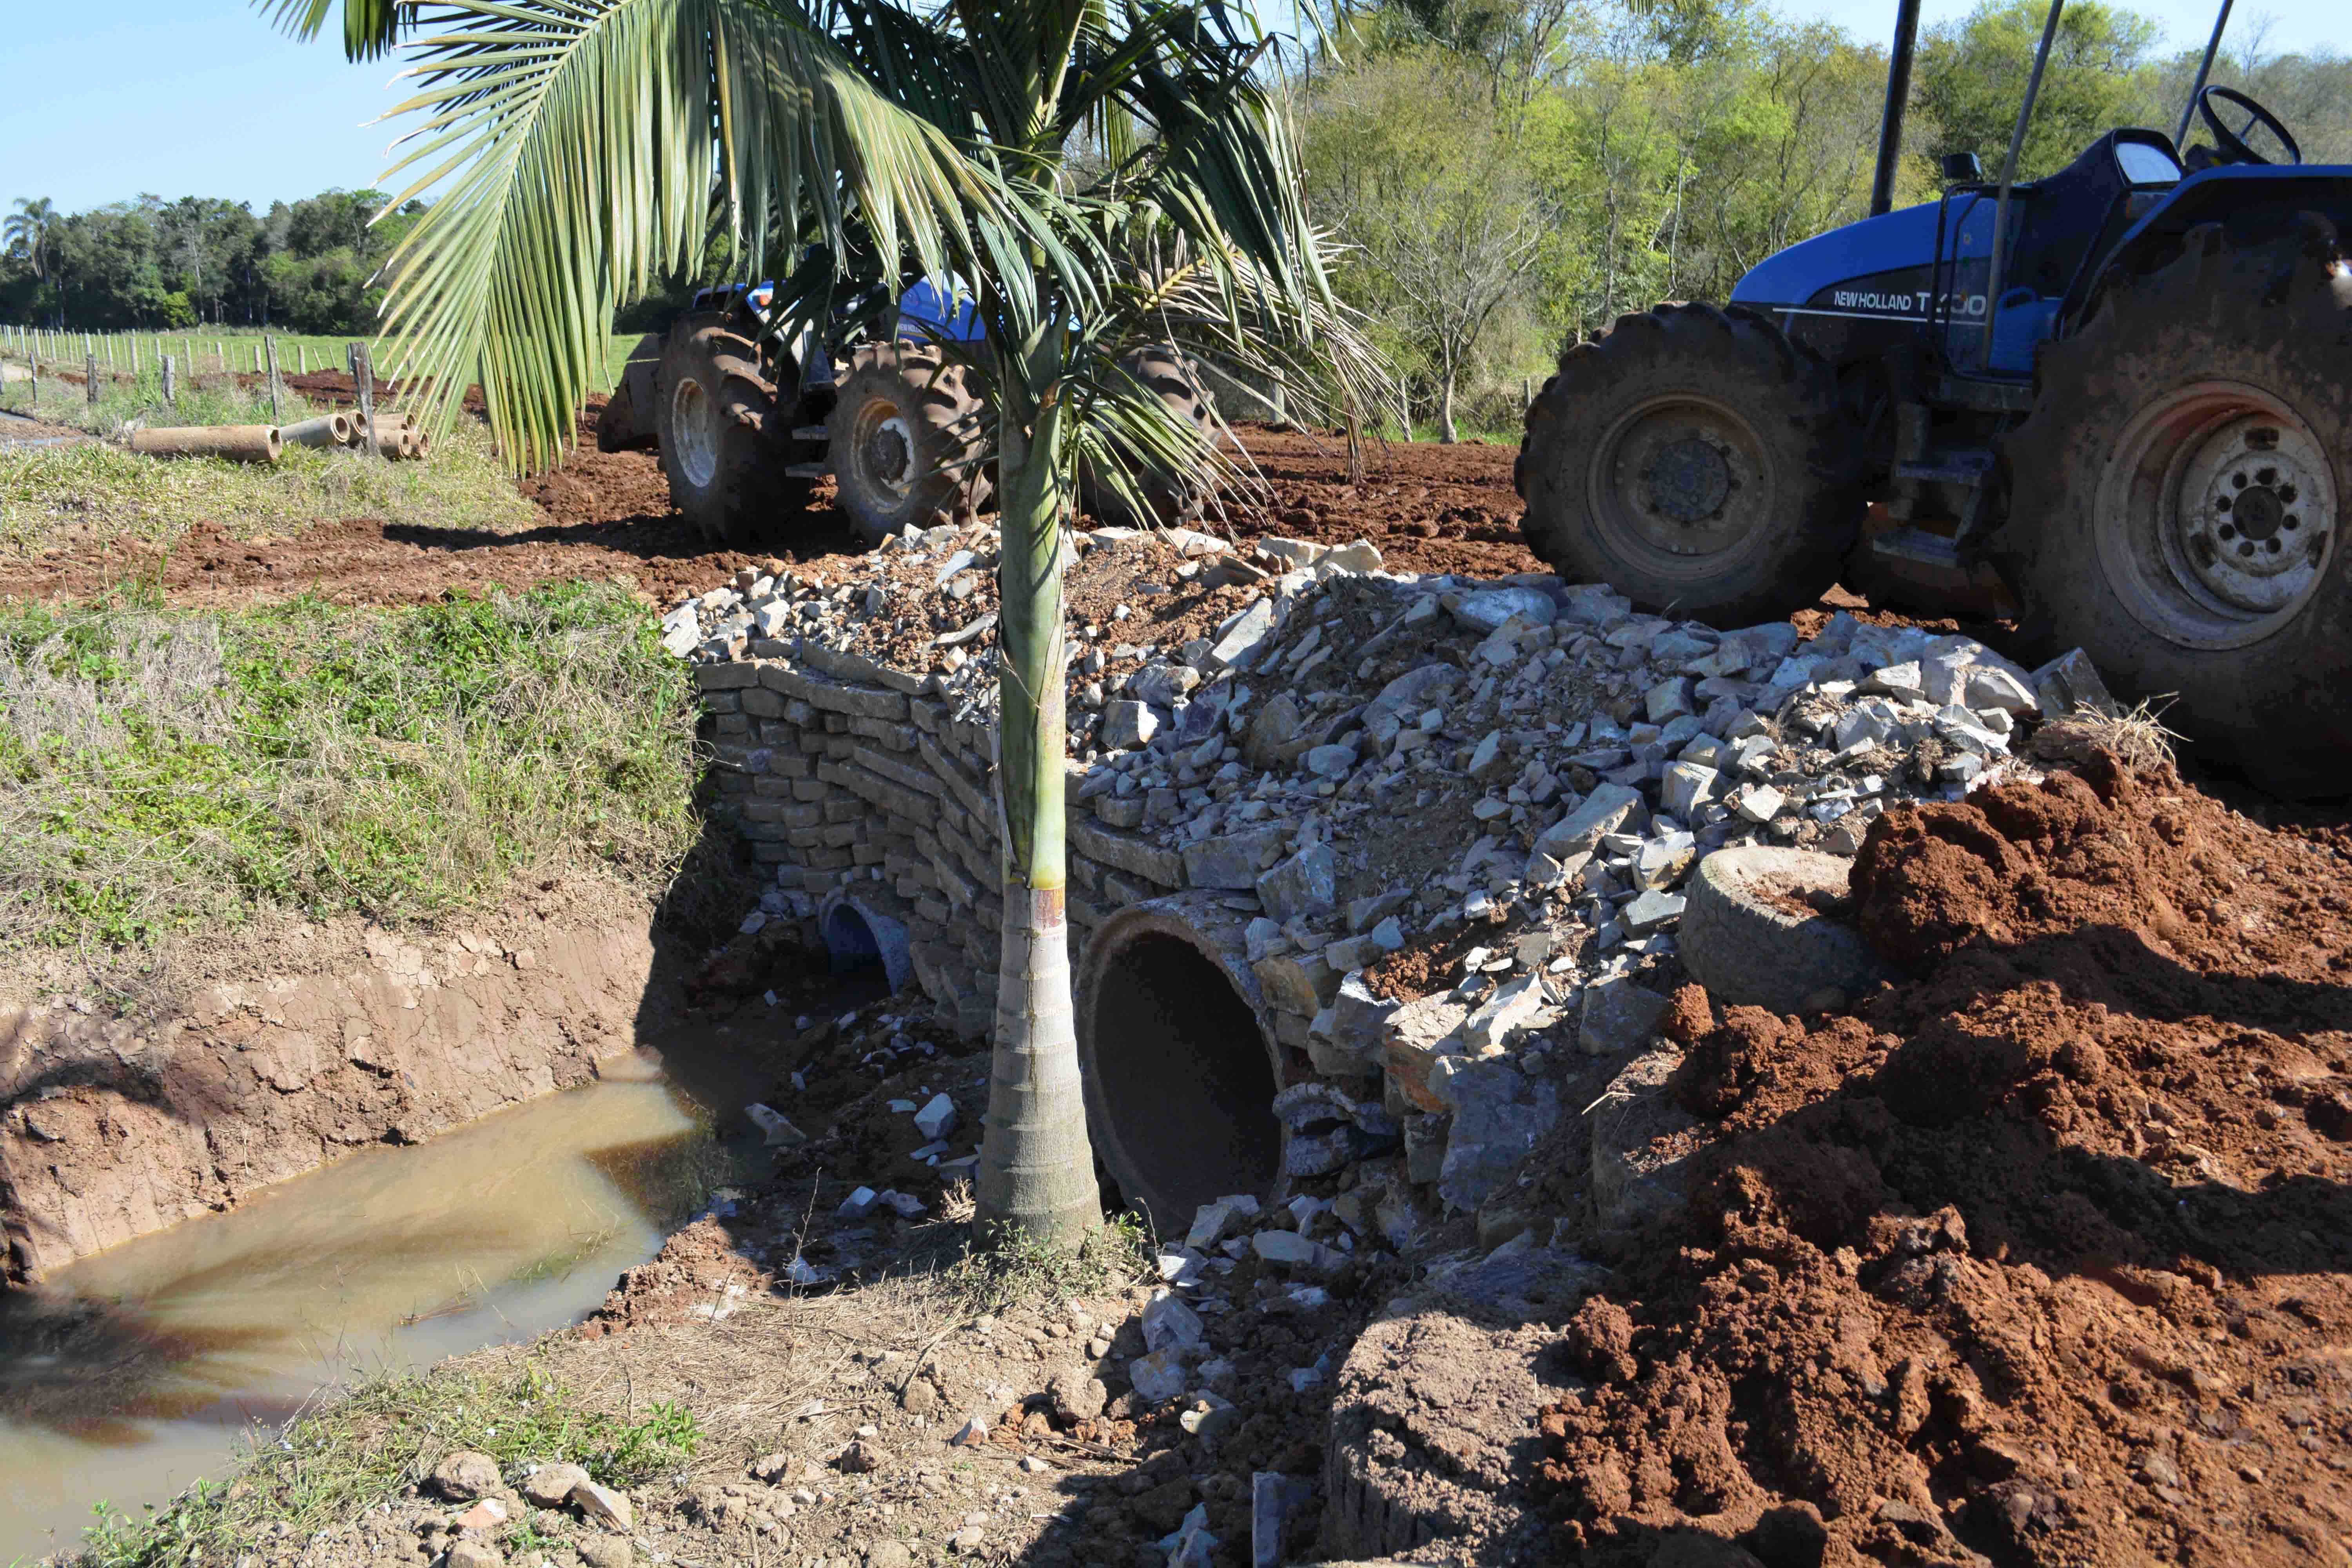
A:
1536;757;2352;1566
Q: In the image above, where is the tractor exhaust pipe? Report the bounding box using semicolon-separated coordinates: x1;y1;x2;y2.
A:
1986;0;2067;346
2176;0;2235;150
1869;0;1924;217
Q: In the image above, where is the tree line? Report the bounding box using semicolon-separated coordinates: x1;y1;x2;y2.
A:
1292;0;2352;437
0;189;425;334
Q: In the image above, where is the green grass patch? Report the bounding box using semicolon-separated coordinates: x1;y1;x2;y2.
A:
0;584;699;955
70;1358;700;1568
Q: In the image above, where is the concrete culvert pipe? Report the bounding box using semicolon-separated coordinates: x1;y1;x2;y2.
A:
1076;893;1287;1232
279;412;355;450
817;886;913;993
127;425;283;465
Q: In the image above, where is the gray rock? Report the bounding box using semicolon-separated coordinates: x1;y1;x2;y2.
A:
1528;782;1648;882
1429;1055;1561;1212
1206;599;1276;670
521;1462;590;1509
1646;677;1695;724
1622;889;1686;933
1588;1047;1697;1228
1257;842;1337;920
1965;664;2040;714
1102;699;1159;751
1453;586;1557;631
1461;975;1543;1055
578;1541;633;1568
1142;1289;1207;1354
1328;973;1400;1064
1303;741;1358;779
1252;1230;1346;1273
913;1093;956;1141
1132;662;1202;708
1129;1349;1189;1403
1660;760;1719;816
1182;824;1289;889
1578;977;1671;1055
2031;647;2118;716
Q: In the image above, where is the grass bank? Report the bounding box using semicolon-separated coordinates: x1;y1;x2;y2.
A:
70;1357;702;1568
0;584;699;958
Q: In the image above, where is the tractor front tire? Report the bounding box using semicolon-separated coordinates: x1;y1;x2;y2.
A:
654;315;810;544
830;344;992;547
1514;303;1860;628
1991;214;2352;797
1080;345;1216;529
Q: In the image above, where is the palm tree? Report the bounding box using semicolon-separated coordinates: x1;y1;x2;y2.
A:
4;197;56;279
269;0;1381;1245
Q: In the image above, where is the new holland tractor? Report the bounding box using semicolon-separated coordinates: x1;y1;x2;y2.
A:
1514;0;2352;794
598;278;1211;547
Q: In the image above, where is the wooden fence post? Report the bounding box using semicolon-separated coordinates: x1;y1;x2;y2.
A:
162;354;175;407
298;343;307;376
86;353;99;408
265;337;283;425
350;341;379;457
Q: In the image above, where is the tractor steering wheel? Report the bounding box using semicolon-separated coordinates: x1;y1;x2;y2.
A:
2196;85;2301;166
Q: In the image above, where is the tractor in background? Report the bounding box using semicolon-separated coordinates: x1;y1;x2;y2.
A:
598;278;1210;547
1514;0;2352;794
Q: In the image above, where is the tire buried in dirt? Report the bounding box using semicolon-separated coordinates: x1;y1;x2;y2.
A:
829;344;992;547
1079;345;1215;529
1514;302;1860;628
1990;212;2352;797
653;314;812;544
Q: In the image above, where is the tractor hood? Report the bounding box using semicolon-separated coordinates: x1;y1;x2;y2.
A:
1731;197;1996;320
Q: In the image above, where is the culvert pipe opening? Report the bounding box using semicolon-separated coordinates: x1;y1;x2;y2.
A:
1076;901;1284;1231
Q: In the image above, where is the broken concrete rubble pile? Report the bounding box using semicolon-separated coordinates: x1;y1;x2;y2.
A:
666;522;2120;1260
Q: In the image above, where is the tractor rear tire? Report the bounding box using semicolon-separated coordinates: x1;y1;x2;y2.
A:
830;343;993;547
654;315;811;544
1514;303;1860;627
1080;345;1215;529
1990;214;2352;797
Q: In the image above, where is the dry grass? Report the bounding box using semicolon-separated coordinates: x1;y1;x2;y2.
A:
2032;698;2181;775
0;416;534;564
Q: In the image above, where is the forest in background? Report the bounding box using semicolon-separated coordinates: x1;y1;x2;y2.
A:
5;0;2348;438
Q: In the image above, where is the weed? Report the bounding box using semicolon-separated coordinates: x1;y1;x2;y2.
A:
946;1211;1152;1310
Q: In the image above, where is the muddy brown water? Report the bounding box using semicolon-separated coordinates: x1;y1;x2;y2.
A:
0;1027;788;1563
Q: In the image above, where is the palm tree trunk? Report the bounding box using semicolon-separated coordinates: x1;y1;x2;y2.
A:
973;397;1101;1247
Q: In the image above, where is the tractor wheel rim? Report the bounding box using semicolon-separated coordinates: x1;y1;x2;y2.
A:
670;377;718;489
2095;379;2335;651
1590;394;1771;568
852;399;918;497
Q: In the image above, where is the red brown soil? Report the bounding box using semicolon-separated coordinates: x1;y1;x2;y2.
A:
0;400;1540;608
1539;755;2352;1567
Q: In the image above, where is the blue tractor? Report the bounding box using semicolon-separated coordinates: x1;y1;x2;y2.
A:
1514;0;2352;794
600;277;1209;547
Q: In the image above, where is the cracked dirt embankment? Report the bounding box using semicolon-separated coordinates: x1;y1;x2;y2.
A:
3;914;675;1282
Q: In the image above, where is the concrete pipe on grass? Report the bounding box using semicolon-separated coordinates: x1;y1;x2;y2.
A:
1075;893;1287;1232
279;412;355;449
127;425;283;465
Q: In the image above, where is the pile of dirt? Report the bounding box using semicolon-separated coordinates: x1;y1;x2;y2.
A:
1536;754;2352;1566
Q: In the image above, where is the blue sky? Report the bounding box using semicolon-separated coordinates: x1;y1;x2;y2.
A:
4;0;2343;218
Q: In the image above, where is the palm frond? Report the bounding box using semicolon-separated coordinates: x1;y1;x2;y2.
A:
252;0;409;61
